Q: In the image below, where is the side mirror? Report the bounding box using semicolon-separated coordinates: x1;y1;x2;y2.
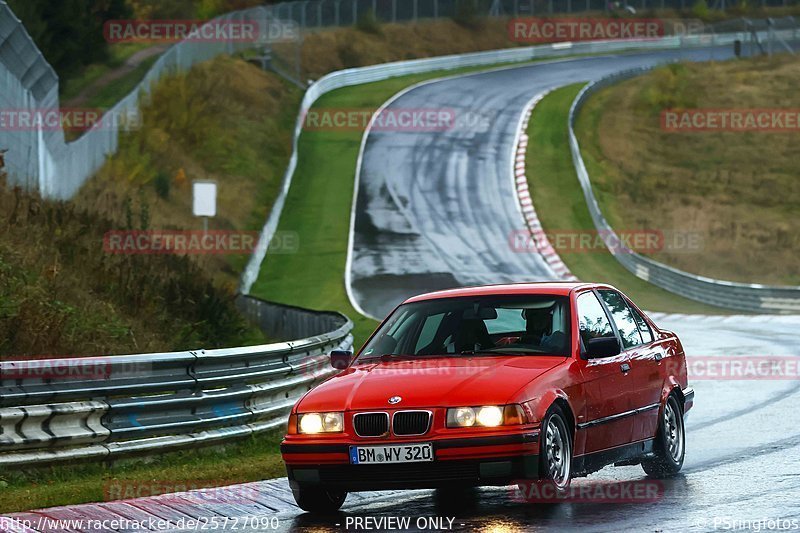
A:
586;337;621;359
330;350;353;369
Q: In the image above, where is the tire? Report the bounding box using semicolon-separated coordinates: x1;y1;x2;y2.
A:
642;394;685;477
535;404;573;495
290;485;347;513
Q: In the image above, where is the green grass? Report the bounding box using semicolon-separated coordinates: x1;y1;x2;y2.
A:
0;432;285;514
60;43;154;102
524;84;731;314
86;55;160;110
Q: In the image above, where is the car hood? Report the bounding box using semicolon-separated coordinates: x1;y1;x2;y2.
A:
296;355;566;412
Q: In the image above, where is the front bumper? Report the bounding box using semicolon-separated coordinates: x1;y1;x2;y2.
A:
282;431;540;491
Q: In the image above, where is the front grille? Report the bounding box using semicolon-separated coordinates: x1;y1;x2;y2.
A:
393;411;431;436
353;412;389;437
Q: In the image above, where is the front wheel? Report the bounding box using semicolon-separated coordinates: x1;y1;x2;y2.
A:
642;394;685;477
291;485;347;513
537;404;573;494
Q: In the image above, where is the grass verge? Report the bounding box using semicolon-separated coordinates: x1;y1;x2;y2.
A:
0;432;285;514
524;84;732;314
574;56;800;285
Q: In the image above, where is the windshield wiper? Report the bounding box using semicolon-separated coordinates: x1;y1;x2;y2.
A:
357;353;423;363
461;348;554;355
459;349;510;356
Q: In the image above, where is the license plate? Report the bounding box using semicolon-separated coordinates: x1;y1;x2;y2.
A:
349;443;434;464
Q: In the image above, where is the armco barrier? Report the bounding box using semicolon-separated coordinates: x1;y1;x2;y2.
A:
0;295;353;467
567;67;800;313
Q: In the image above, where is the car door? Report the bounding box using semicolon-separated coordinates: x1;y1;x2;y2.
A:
575;291;634;453
597;290;662;443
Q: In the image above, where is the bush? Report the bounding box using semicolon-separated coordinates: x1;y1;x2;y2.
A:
154;171;171;199
639;62;697;113
692;0;711;20
452;0;486;31
0;184;254;356
355;8;383;35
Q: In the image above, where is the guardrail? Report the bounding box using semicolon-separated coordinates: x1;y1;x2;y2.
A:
241;29;783;293
0;295;353;467
567;65;800;314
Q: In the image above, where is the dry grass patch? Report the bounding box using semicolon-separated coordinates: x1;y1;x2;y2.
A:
576;55;800;285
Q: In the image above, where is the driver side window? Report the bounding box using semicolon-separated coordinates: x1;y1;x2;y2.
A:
576;292;615;348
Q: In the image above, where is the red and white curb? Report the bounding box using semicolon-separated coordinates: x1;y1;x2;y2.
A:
514;92;578;282
0;478;416;532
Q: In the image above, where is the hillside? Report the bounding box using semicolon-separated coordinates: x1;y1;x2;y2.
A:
575;54;800;285
0;182;263;358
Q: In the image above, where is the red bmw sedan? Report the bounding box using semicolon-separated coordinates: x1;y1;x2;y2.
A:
281;282;694;512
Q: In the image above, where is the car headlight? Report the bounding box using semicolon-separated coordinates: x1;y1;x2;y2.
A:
446;405;526;428
298;412;344;434
476;406;504;427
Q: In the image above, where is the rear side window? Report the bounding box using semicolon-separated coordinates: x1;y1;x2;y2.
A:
598;290;643;349
576;292;615;348
629;305;654;344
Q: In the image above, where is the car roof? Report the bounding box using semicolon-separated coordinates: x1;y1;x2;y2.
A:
403;281;600;303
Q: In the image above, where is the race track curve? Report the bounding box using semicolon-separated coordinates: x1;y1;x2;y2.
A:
348;46;738;319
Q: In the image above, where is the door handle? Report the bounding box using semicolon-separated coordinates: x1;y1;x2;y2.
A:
654;353;663;362
620;363;631;373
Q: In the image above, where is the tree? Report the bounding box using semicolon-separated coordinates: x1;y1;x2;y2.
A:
6;0;131;80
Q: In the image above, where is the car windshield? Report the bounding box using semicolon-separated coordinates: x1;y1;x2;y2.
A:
356;295;570;362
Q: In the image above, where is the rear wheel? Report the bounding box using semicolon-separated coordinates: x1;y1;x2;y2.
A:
642;394;685;477
291;485;347;513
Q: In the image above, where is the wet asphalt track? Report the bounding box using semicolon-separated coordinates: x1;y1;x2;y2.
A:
349;45;739;319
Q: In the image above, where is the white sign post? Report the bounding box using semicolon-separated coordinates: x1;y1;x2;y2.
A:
192;180;217;232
